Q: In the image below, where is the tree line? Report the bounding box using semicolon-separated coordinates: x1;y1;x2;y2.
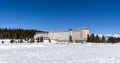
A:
87;34;120;43
0;28;44;39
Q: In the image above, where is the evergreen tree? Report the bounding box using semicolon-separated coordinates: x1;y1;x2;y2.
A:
69;35;72;42
107;37;120;43
116;37;120;42
108;37;114;43
95;35;100;42
87;34;120;43
87;34;90;42
90;34;95;42
0;28;45;40
101;36;106;42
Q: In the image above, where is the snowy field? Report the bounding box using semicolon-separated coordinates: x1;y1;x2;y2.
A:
0;43;120;63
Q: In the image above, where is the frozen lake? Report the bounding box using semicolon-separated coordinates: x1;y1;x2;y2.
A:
0;43;120;63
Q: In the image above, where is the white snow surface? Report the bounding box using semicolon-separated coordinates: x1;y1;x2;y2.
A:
0;43;120;63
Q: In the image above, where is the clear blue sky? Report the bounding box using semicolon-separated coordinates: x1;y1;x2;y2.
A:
0;0;120;34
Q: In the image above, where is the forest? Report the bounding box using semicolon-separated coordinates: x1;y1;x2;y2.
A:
0;28;44;39
87;34;120;43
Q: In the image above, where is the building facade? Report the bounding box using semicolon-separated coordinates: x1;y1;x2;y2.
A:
34;28;89;42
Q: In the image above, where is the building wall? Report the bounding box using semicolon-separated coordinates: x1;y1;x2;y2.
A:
71;30;81;41
34;32;48;39
80;28;89;40
49;32;69;42
34;28;89;42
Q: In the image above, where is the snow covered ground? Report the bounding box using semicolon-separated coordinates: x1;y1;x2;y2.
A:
0;43;120;63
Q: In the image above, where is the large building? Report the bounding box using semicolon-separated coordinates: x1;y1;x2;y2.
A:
34;28;89;42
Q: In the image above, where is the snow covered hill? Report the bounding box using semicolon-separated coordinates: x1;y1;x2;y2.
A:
0;43;120;63
95;34;120;38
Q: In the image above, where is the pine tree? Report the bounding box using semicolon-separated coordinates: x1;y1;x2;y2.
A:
0;28;45;42
90;34;95;42
108;37;114;43
69;35;72;42
87;34;89;42
101;36;106;43
95;35;100;43
116;37;120;42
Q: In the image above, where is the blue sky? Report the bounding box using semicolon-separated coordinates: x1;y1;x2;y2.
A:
0;0;120;34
